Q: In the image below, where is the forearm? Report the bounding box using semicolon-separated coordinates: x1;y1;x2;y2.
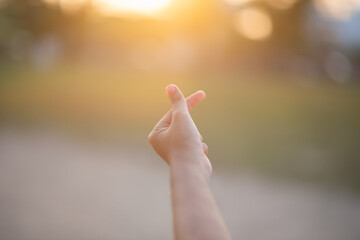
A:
170;154;231;240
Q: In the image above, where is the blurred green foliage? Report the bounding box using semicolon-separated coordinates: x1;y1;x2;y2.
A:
1;65;359;189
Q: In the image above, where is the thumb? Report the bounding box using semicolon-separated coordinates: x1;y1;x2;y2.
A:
166;84;188;114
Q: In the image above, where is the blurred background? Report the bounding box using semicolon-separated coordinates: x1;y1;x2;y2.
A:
0;0;360;239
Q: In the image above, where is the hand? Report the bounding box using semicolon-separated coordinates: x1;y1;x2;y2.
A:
148;84;212;175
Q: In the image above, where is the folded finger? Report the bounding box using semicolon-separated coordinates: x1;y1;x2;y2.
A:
153;89;206;130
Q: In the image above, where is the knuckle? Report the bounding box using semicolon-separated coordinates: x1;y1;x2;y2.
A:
171;95;182;103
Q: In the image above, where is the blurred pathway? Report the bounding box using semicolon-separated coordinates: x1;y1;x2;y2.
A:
0;127;359;240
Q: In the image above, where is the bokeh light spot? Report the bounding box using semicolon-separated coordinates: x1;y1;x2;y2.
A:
324;51;352;83
234;7;273;41
314;0;360;20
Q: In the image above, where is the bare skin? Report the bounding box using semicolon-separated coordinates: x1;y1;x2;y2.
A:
148;84;231;240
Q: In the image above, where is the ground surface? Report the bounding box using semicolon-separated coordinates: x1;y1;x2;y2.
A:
1;127;360;240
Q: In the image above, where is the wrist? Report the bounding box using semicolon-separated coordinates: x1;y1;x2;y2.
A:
168;149;204;164
169;151;209;177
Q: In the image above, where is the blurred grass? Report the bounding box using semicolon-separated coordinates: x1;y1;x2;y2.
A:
1;65;360;189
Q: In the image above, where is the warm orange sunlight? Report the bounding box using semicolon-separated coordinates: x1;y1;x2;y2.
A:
92;0;173;16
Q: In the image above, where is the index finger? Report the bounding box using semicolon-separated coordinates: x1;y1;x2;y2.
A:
153;90;206;130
